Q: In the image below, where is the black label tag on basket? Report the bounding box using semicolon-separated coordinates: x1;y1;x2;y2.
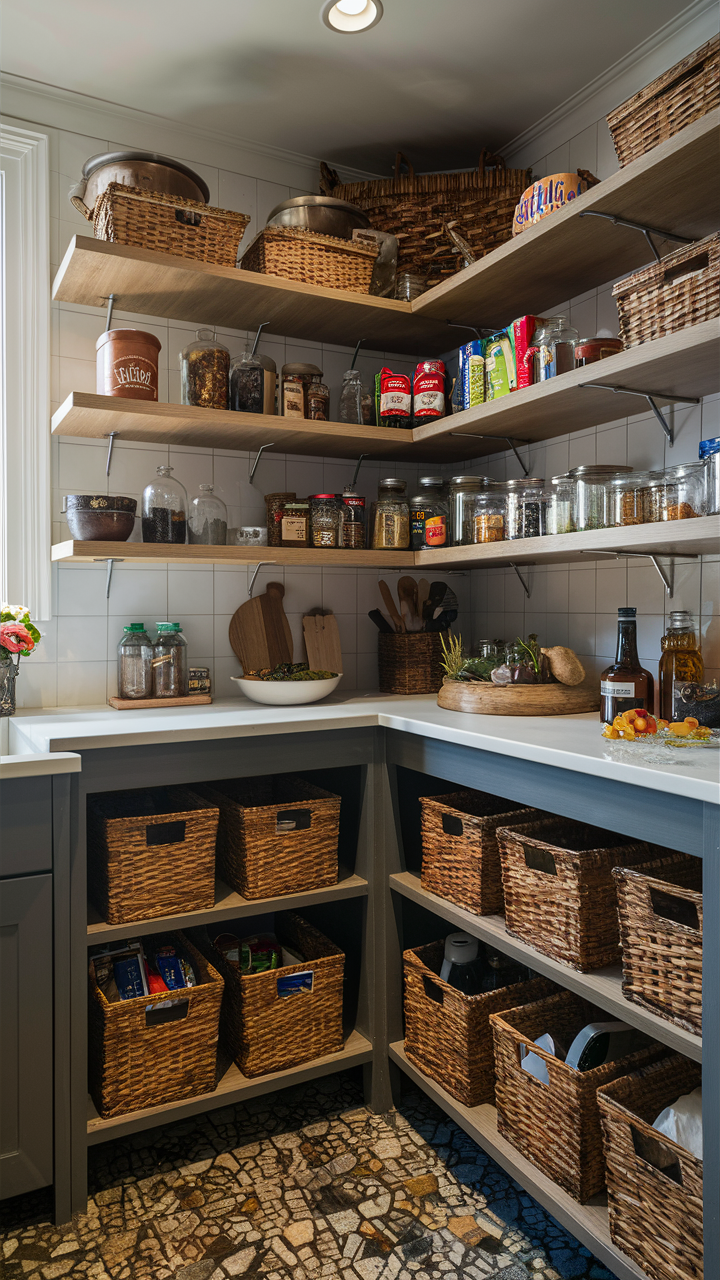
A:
146;820;186;846
521;843;557;875
277;810;311;832
442;814;464;837
630;1124;684;1186
145;998;189;1026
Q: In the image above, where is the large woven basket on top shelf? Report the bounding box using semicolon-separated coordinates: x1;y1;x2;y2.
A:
496;815;651;972
403;940;554;1107
598;1054;703;1280
491;988;665;1203
614;852;702;1034
420;790;539;916
320;151;531;280
240;225;377;293
88;931;223;1118
87;786;219;925
192;775;340;899
613;232;720;348
93;183;250;266
607;35;719;166
193;912;344;1078
378;631;444;694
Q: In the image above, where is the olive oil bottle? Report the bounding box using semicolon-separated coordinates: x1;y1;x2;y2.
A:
600;607;655;722
659;610;704;720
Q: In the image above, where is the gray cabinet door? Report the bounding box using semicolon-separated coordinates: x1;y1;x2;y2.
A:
0;874;53;1199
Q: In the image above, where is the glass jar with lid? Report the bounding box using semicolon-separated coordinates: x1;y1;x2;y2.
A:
569;465;632;531
339;486;366;549
189;484;227;545
700;435;720;515
281;500;310;547
307;376;330;421
117;623;153;700
447;476;490;545
410;477;448;550
608;472;651;527
544;474;577;535
504;477;546;539
180;329;229;409
472;487;505;543
371;479;410;550
142;465;188;543
310;494;340;548
152;623;189;697
281;363;322;418
229;348;264;414
646;462;705;521
339;369;363;424
533;316;579;382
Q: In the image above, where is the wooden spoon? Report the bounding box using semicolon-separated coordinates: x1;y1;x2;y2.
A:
379;579;404;632
416;578;430;624
397;576;419;628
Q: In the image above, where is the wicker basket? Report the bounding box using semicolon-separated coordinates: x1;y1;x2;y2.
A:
614;853;702;1034
192;775;340;900
88;931;224;1118
496;816;651;972
241;225;377;293
491;988;664;1202
613;232;720;348
93;183;250;266
403;940;553;1107
607;36;719;166
420;790;539;916
378;632;444;694
195;912;345;1078
321;151;531;280
87;786;219;925
598;1054;703;1280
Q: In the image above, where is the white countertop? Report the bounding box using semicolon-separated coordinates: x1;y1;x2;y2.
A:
0;751;82;779
8;695;719;803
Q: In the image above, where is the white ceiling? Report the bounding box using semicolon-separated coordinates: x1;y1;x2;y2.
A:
2;0;696;172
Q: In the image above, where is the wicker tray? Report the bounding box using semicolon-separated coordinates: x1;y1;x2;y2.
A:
404;940;553;1107
613;232;720;348
598;1054;702;1280
491;988;664;1202
420;790;539;916
496;815;651;971
88;931;224;1118
437;678;600;716
607;35;719;166
193;912;344;1078
379;632;444;695
87;786;219;925
93;183;250;266
614;853;702;1034
241;225;377;293
192;775;340;899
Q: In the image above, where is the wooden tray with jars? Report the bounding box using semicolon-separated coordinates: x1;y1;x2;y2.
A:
108;694;212;711
437;678;600;717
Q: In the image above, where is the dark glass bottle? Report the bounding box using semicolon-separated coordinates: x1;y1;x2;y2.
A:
600;607;655;722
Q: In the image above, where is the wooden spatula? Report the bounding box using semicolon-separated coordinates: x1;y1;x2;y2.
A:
379;580;404;632
303;613;343;674
417;578;430;623
397;576;419;628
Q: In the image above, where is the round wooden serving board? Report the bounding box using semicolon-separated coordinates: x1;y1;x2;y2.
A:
437;678;601;716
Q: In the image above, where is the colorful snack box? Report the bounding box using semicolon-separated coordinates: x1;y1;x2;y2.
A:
510;316;542;390
485;334;517;400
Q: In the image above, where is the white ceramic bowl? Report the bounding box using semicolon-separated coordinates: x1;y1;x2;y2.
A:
231;675;341;705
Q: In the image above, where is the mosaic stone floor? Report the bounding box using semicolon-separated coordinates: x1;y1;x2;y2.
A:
0;1072;617;1280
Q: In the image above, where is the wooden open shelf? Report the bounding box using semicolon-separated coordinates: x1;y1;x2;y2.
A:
51;540;415;567
390;871;701;1061
389;1041;648;1280
87;1029;373;1143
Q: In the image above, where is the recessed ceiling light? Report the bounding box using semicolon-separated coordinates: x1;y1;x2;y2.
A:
321;0;383;33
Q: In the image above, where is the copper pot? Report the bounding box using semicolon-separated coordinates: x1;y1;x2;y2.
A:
96;329;161;401
69;151;209;220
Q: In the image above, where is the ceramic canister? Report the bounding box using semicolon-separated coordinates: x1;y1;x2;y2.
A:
96;328;161;400
512;172;596;235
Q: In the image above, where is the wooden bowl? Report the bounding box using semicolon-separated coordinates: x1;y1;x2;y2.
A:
437;678;600;717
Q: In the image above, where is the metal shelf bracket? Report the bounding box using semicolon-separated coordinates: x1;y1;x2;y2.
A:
248;562;278;597
250;443;276;483
579;383;700;446
352;454;370;488
93;557;125;598
450;432;531;476
579;549;699;597
509;561;531;598
578;210;694;264
104;431;119;476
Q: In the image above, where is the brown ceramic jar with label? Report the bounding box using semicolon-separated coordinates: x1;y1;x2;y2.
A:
96;328;161;401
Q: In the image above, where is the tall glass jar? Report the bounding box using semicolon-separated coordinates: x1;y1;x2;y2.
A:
569;465;632;531
608;472;651;527
700;435;720;515
544;474;577;535
229;349;264;414
339;369;363;424
410;477;448;550
142;466;188;543
505;477;546;539
472;488;505;543
188;484;228;544
152;623;189;697
280;501;310;547
339;486;366;549
180;329;229;409
371;479;410;550
533;316;579;381
310;494;340;548
307;376;330;421
659;610;704;721
646;462;705;521
447;476;490;545
117;623;153;699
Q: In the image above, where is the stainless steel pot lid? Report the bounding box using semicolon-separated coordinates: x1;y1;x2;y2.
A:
267;194;370;223
81;151;210;202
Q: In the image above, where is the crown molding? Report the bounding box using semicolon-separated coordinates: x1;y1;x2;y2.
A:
501;0;719;165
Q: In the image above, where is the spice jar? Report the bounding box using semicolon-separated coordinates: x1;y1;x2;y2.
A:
544;474;577;535
646;463;705;521
574;336;623;366
569;464;632;531
142;466;188;543
532;316;579;381
371;479;410;550
472;488;505;543
608;472;651;527
180;329;229;409
280;500;310;547
188;484;228;544
152;623;188;698
281;363;323;418
410;477;448;549
339;369;363;424
229;349;264;414
310;494;340;548
700;435;720;515
117;623;153;700
265;492;296;547
504;477;545;539
339;486;366;549
307;376;330;421
447;476;491;545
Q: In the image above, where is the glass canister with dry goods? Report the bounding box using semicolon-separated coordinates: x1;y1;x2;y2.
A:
152;623;189;698
265;492;296;547
307;376;330;421
472;487;505;543
142;466;188;543
646;463;705;521
188;484;228;545
310;494;340;548
608;472;651;527
544;474;577;535
180;329;229;409
504;477;545;539
280;501;310;547
447;476;490;545
281;363;323;418
339;486;366;549
117;624;153;700
569;464;632;531
229;348;264;414
371;479;410;550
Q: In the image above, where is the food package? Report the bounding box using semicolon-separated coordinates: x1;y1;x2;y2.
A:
484;333;517;400
457;340;485;409
412;359;446;424
379;367;412;427
510;316;542;390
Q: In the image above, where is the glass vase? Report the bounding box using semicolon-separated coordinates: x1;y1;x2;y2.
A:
0;659;18;716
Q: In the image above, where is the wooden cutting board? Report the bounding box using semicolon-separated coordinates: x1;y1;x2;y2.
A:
437;677;600;716
303;613;343;674
229;583;293;674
